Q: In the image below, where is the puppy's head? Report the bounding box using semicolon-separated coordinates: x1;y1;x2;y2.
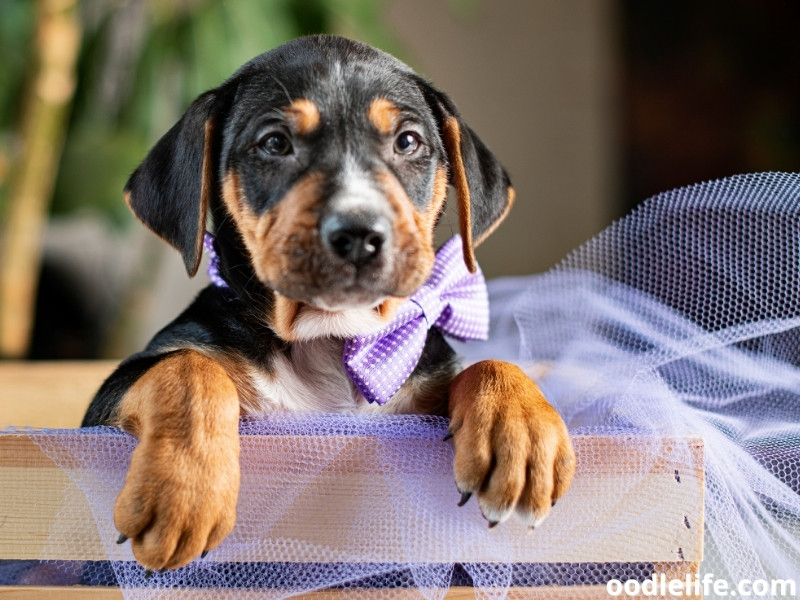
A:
125;36;513;333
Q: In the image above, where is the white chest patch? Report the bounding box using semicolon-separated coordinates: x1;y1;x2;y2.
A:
242;336;421;415
244;338;362;413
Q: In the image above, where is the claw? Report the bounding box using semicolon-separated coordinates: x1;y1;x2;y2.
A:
144;569;154;580
488;520;499;529
116;534;128;545
552;500;557;507
527;525;536;535
442;431;454;442
201;550;209;559
457;491;472;507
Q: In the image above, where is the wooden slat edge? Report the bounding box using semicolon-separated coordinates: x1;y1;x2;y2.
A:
0;435;55;468
0;579;700;600
0;433;704;471
0;587;123;599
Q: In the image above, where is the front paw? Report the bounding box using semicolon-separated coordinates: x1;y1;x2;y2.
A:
448;360;575;529
114;432;240;570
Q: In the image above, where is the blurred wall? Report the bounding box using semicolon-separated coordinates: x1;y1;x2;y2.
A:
387;0;620;276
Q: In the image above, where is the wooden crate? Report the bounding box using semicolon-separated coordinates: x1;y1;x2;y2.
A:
0;362;705;599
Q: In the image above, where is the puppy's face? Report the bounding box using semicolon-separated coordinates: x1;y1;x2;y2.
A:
125;36;513;329
219;46;447;310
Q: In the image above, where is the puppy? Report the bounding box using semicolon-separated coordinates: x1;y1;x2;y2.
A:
83;35;575;571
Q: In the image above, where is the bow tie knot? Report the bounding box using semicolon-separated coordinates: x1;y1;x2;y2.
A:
343;235;489;405
410;283;444;328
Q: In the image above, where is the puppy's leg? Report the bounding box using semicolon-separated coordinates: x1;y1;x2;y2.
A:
448;360;575;528
113;349;240;570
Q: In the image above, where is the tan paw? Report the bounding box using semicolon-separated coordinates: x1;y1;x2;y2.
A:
448;360;575;529
112;350;241;570
114;432;240;570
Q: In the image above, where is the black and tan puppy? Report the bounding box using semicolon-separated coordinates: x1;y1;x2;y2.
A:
83;35;575;571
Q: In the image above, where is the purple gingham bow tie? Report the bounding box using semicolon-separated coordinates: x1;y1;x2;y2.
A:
343;235;489;405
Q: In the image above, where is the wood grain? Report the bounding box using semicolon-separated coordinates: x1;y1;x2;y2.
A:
0;581;702;599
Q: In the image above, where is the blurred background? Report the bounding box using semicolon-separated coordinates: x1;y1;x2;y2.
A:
0;0;798;361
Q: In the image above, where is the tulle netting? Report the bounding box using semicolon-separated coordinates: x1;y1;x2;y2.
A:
2;172;799;598
509;171;800;594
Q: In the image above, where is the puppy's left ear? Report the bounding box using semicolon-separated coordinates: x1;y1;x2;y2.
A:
124;92;217;276
421;83;514;272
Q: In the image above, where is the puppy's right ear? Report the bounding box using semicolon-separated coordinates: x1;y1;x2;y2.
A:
124;92;216;277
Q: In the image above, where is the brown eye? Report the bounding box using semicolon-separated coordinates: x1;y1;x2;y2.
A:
259;132;292;156
394;131;420;155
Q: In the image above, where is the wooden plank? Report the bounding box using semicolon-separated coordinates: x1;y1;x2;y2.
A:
0;586;606;599
0;362;116;429
0;587;122;599
0;580;701;599
0;432;704;565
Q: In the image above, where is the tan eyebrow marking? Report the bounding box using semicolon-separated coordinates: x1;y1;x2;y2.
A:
368;98;401;135
284;98;321;135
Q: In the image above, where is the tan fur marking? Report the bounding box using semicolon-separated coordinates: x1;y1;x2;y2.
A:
448;359;575;526
221;171;265;263
222;168;418;339
190;118;215;275
375;167;447;322
368;98;401;135
284;98;321;135
426;166;449;232
222;172;325;337
442;117;476;273
113;350;240;570
223;171;328;314
376;297;406;322
376;168;436;297
271;293;302;341
475;185;515;247
256;172;324;284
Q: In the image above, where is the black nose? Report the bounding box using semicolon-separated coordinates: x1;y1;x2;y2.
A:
321;213;389;268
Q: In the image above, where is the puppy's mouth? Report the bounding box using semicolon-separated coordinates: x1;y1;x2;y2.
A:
267;256;427;341
271;259;421;313
274;278;388;311
308;290;388;312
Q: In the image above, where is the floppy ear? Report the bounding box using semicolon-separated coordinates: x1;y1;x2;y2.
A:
423;85;514;273
124;92;217;276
